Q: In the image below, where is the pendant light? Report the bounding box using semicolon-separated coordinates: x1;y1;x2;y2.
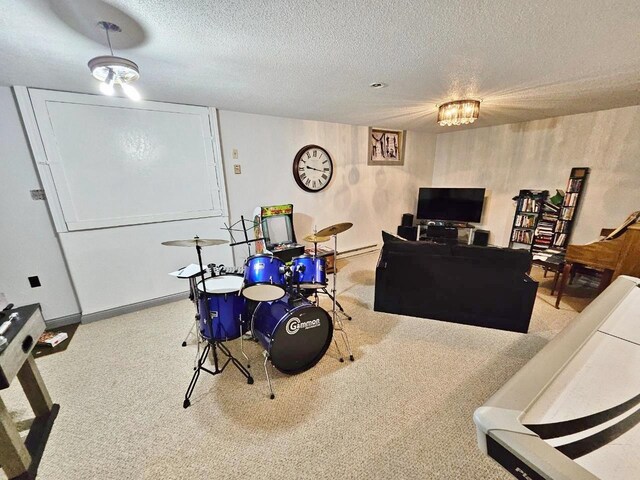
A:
88;21;141;100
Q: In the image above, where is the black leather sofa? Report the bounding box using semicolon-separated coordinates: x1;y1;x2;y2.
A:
374;233;538;333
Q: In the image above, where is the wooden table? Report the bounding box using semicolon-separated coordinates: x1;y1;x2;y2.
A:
0;304;59;480
531;255;566;299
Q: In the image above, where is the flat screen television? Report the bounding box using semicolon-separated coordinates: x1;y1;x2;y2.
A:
417;187;485;222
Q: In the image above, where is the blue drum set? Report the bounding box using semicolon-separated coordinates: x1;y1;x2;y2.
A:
164;222;354;405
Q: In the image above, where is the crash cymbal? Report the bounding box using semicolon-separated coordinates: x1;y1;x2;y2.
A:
161;238;229;247
316;222;353;237
303;234;331;243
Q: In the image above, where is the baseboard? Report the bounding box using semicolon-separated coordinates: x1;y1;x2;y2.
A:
338;244;379;259
81;290;190;324
45;313;82;329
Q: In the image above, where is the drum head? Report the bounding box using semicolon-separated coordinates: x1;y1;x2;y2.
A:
242;284;285;302
198;275;243;294
270;303;333;374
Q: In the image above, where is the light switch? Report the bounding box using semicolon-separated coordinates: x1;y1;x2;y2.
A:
234;164;242;174
30;189;46;200
232;149;239;159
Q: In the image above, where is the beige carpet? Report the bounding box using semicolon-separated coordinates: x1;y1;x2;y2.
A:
1;252;593;479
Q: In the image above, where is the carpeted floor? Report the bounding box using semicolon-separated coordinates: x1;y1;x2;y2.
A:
1;252;595;479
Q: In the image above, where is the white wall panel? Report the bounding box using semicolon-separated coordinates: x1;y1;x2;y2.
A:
28;89;223;230
59;217;233;315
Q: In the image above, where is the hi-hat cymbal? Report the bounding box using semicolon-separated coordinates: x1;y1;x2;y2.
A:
316;222;353;237
303;234;331;243
161;238;229;247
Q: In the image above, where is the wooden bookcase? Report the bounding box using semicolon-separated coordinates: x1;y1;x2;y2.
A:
509;190;548;251
552;167;590;249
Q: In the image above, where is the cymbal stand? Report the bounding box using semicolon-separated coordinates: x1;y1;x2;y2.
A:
330;234;354;362
181;275;202;348
183;236;254;408
312;232;321;308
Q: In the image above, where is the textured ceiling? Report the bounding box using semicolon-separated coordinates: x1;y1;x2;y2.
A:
1;0;639;132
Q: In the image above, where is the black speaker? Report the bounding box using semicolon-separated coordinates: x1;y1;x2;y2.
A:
401;213;414;227
397;226;418;241
473;229;490;246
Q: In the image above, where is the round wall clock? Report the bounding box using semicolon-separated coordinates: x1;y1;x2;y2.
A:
292;145;333;192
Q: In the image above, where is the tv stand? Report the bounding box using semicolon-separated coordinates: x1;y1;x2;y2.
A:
417;222;476;245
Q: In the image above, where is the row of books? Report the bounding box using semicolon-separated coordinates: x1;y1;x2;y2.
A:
532;219;555;251
554;233;568;247
515;214;537;228
567;178;583;192
555;220;569;233
560;206;575;220
518;197;541;213
512;229;533;244
564;192;580;207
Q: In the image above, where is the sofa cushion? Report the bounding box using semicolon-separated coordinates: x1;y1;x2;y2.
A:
383;240;452;256
451;244;531;273
381;230;407;243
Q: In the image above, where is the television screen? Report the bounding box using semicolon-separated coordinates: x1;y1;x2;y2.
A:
417;188;485;222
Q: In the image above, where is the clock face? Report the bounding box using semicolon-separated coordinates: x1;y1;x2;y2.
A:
292;145;333;192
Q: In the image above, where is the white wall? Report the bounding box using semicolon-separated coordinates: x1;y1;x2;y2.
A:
0;87;80;319
218;110;437;258
433;105;640;246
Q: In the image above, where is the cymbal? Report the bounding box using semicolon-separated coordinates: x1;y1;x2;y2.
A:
303;234;330;243
161;238;229;247
316;222;353;237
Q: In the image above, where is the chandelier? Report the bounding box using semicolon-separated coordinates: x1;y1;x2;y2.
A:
88;21;141;100
437;100;480;127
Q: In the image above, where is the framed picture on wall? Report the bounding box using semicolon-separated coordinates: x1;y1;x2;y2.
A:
368;127;405;166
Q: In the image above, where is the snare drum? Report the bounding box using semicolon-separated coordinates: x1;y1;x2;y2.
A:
197;275;245;341
292;255;327;289
252;294;333;374
242;254;286;301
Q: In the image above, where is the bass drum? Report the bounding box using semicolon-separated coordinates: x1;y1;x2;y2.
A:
252;294;333;374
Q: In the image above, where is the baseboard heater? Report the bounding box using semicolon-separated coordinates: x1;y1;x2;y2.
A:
337;244;379;258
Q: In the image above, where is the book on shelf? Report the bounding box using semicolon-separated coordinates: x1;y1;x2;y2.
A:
554;233;567;247
560;207;575;220
567;178;583;192
515;214;536;227
564;192;579;207
512;229;533;244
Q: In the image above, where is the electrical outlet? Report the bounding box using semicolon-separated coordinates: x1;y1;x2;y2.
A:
233;165;242;174
30;189;46;200
232;149;239;159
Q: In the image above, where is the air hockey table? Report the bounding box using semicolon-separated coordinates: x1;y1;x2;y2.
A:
474;275;640;480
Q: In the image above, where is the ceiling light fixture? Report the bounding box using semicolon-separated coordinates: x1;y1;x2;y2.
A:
369;82;388;89
88;21;141;101
437;99;480;127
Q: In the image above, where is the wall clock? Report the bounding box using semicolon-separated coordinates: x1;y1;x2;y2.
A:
292;145;333;192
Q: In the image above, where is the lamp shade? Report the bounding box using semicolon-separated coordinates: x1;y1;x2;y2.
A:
437;100;480;127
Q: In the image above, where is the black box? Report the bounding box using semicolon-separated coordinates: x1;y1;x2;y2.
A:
473;229;490;246
396;226;418;241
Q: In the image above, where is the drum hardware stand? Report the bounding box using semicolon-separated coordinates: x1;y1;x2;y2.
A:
263;351;276;399
183;340;254;408
182;275;204;347
330;233;354;362
238;315;251;369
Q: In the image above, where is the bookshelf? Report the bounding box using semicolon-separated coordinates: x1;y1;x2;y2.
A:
509;190;548;251
551;167;590;249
